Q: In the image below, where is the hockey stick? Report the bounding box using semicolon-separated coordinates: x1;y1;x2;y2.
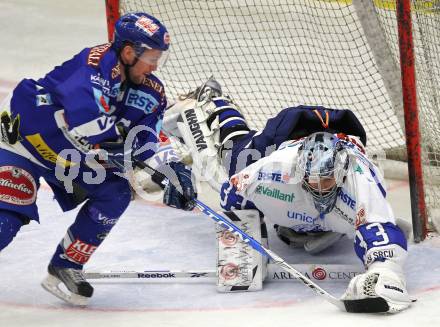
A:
85;264;363;282
133;159;389;313
85;270;213;280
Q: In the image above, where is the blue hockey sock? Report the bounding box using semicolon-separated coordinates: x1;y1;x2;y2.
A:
50;201;121;269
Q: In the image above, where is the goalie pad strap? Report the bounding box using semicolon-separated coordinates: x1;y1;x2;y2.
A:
221;127;251;145
219;116;247;128
207;108;230;128
207;106;248;130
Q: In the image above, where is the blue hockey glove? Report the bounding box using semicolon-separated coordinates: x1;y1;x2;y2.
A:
95;123;140;172
97;138;133;172
163;161;197;211
220;181;258;211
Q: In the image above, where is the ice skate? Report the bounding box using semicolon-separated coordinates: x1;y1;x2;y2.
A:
41;264;93;306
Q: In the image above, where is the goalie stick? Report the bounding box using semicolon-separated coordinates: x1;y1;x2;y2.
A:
84;264;363;282
133;158;390;313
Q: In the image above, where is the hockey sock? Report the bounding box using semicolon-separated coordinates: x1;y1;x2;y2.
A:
0;210;24;251
49;201;121;269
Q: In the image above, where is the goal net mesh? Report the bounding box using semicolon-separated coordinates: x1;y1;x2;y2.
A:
118;0;440;230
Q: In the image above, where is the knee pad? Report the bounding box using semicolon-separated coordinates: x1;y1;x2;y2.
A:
0;210;24;251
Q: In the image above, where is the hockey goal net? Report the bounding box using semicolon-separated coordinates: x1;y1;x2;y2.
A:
106;0;440;240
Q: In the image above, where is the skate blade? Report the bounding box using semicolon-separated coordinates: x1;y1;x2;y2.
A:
41;274;89;306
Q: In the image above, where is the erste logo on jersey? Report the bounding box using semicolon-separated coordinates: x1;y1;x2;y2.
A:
125;88;159;113
337;188;356;210
257;170;290;184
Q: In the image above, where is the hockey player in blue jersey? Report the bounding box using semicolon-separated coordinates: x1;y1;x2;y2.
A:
0;12;195;305
164;78;412;313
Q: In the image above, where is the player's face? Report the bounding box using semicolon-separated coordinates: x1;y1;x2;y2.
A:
307;176;337;194
128;49;163;84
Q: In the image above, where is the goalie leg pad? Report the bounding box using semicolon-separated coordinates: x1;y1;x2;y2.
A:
206;97;250;146
303;231;344;254
217;209;266;292
171;98;228;191
274;224;344;254
163;79;251;191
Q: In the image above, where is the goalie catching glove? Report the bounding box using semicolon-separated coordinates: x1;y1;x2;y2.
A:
341;261;412;313
341;222;412;313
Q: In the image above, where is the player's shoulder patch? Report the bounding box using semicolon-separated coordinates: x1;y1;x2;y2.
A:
111;63;120;79
87;43;112;67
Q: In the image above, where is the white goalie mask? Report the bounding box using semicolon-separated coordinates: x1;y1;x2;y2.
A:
297;132;350;215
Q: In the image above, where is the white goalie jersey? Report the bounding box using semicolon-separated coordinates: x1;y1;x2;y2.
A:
229;138;395;238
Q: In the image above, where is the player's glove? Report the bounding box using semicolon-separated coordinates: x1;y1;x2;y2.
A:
96;138;133;172
1;112;20;144
341;261;412;313
162;161;197;211
220;181;258;211
94;123;139;172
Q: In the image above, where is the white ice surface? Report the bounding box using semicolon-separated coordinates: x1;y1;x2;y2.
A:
0;1;439;326
0;181;439;327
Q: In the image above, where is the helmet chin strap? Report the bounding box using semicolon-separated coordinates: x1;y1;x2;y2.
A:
119;52;139;86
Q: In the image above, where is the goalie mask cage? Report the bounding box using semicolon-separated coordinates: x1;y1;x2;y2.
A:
105;0;440;241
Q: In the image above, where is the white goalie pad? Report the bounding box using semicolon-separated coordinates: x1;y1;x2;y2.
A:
163;96;228;191
216;209;266;292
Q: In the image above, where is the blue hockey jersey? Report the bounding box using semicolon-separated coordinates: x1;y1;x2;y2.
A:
8;43;166;170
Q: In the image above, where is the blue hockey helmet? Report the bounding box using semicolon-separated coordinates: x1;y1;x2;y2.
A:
113;12;170;66
297;132;350;215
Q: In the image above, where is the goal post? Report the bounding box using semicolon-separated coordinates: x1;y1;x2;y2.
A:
105;0;439;241
105;0;119;42
396;0;428;241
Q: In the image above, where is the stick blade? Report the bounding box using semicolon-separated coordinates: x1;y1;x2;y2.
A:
343;297;389;313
